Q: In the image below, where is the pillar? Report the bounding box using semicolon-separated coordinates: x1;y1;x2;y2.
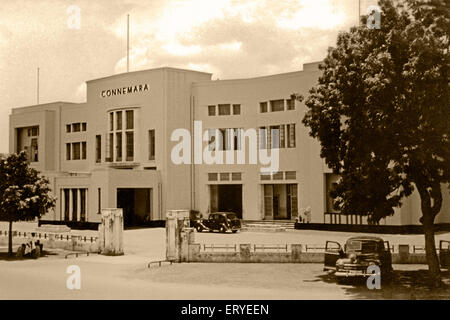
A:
166;209;189;262
98;208;124;256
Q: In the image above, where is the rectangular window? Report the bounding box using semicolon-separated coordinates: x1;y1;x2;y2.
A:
272;172;283;180
219;128;228;151
233;128;241;151
208;173;218;181
95;135;101;163
126;132;134;161
82;122;87;131
72;142;81;160
66;143;71;160
287;124;296;148
72;123;81;132
148;130;155;160
116;111;122;130
270;125;280;149
80;189;86;222
218;104;231;115
126;110;134;129
233;104;241;115
231;172;242;181
287;99;295;110
71;189;78;222
66;124;71;133
31;126;39;136
30;138;38;162
220;172;230;181
260;102;268;113
64;189;70;221
116;132;122;161
109;112;114;131
208;105;216;116
107;133;113;162
259;127;267;149
207;129;216;151
260;174;271;181
280;125;285;148
82;142;87;160
285;171;297;180
270;99;284;112
98;188;101;214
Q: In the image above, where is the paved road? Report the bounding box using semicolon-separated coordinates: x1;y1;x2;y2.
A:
2;252;450;300
0;255;349;299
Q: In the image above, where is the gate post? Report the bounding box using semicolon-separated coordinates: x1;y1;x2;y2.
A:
166;210;190;262
98;208;124;256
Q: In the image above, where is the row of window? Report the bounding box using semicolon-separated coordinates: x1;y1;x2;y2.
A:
207;99;295;116
208;172;242;181
205;125;296;151
261;171;297;181
208;104;241;116
260;99;295;113
259;124;296;149
66;142;87;160
66;122;87;133
109;110;134;131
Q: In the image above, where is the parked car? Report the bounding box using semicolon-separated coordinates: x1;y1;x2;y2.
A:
195;212;241;233
324;236;392;282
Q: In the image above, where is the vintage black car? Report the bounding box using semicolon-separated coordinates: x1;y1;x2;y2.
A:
195;212;241;233
324;236;392;281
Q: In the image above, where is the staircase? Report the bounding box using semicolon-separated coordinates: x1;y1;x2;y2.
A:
241;220;296;232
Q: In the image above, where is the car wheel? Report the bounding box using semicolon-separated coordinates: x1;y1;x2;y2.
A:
196;225;203;232
336;277;347;285
232;230;238;233
219;225;226;233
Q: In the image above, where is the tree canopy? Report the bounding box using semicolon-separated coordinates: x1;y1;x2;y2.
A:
302;0;449;285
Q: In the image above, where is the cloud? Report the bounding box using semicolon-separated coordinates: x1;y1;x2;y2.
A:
112;0;359;79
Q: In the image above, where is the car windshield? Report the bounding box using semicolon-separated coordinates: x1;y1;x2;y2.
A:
226;213;237;219
346;240;378;253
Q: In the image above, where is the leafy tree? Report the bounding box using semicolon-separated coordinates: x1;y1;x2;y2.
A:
0;152;56;255
302;0;449;286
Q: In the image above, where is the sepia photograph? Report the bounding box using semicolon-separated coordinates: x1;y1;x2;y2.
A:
0;0;449;310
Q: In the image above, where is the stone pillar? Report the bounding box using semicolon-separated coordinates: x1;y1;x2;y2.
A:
291;244;302;262
239;244;251;262
180;227;194;262
98;208;124;256
398;244;410;263
166;210;189;262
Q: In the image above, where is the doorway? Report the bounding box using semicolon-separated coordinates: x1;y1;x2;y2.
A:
209;184;243;219
117;188;152;228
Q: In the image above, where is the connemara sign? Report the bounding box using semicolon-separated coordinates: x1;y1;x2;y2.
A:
101;83;149;98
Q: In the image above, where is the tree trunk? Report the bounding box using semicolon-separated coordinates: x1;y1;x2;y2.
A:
417;181;444;288
8;220;13;256
422;214;442;287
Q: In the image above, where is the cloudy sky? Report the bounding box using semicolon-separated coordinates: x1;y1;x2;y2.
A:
0;0;377;153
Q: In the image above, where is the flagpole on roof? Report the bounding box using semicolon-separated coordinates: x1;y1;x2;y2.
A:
37;67;40;105
127;14;130;73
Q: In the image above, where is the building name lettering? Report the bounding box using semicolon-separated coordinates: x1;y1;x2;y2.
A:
101;84;149;98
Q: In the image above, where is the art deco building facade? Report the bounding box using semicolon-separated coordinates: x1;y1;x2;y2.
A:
8;62;450;228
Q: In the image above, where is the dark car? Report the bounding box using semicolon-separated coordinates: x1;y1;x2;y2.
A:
324;236;392;282
195;212;241;233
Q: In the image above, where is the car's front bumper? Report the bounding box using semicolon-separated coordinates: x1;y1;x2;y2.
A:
335;269;369;278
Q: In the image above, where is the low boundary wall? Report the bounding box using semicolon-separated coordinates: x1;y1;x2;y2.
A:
186;243;429;264
0;230;99;253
